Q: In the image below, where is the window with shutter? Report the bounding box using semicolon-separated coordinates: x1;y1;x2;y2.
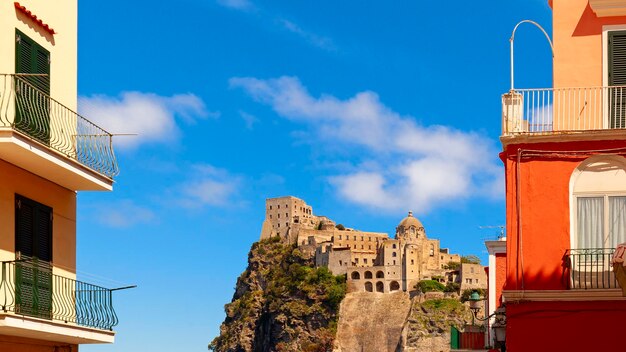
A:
15;29;50;145
608;31;626;128
14;194;52;320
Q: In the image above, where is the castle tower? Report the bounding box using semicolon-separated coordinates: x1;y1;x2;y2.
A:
395;211;426;243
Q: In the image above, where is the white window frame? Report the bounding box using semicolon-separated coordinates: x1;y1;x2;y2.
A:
573;193;626;249
602;25;626;128
570;155;626;250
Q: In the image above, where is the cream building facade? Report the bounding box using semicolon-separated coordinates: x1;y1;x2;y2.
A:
0;1;123;350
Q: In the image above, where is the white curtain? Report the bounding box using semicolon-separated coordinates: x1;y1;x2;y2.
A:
577;197;604;248
609;196;626;247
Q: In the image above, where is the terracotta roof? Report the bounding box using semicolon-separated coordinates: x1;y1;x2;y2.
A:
14;2;56;35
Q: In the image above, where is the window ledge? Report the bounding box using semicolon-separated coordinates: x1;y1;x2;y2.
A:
503;289;626;302
589;0;626;17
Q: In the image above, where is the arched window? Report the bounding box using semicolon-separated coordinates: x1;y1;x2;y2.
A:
390;281;400;291
392;243;397;249
364;282;373;292
365;271;373;279
571;156;626;249
351;271;360;280
376;270;384;278
376;281;384;292
392;252;397;257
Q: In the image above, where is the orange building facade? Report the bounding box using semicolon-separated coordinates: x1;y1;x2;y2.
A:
501;0;626;350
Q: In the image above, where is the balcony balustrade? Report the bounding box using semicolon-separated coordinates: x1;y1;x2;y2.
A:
0;259;118;331
0;74;118;178
502;86;626;135
563;248;619;290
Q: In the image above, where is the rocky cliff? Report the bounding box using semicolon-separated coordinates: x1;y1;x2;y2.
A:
210;238;470;352
209;237;346;352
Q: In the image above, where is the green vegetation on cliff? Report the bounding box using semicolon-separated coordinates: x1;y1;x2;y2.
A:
209;237;346;352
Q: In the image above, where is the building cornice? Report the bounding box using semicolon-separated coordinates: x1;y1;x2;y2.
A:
589;0;626;17
500;129;626;150
503;289;626;302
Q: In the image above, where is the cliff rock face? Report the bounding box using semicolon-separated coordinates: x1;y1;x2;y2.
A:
401;297;468;352
209;238;346;352
211;238;470;352
333;293;468;352
334;291;411;352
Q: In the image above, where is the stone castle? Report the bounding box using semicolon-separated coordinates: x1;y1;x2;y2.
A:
259;196;486;294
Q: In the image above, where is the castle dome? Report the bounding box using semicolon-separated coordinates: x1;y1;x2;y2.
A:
398;211;423;229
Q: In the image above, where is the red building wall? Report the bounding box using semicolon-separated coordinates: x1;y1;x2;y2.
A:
495;253;506;306
503;140;626;291
507;300;626;350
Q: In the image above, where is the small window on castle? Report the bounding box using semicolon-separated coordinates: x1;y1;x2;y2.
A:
270;215;272;219
476;279;479;284
368;245;371;250
392;252;397;257
393;260;396;265
364;258;368;264
285;222;288;227
392;244;396;249
278;205;280;209
339;260;343;266
361;245;363;249
339;235;342;240
355;258;359;263
411;259;414;265
278;223;280;228
354;236;357;240
278;214;280;218
270;205;273;210
361;236;363;241
471;267;475;274
285;213;288;218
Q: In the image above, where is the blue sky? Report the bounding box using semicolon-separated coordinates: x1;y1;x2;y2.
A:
75;1;553;351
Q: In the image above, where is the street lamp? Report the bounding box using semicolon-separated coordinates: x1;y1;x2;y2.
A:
468;291;507;351
509;20;554;91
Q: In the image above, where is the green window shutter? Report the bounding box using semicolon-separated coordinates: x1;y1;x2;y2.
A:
15;29;50;93
608;31;626;128
14;30;51;144
15;194;52;262
14;195;53;320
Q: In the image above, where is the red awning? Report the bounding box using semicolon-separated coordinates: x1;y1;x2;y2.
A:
14;2;56;35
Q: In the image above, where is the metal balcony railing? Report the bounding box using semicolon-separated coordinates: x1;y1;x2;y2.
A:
0;260;118;330
0;74;119;178
502;86;626;135
563;248;619;290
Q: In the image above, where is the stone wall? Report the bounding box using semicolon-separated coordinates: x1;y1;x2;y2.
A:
334;291;411;352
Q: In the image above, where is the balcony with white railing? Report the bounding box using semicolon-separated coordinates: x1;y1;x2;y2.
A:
502;86;626;137
0;74;118;191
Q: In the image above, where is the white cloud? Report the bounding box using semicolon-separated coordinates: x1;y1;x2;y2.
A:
79;92;213;149
231;76;502;213
216;0;253;11
239;110;259;130
279;19;335;51
94;200;156;228
177;164;241;208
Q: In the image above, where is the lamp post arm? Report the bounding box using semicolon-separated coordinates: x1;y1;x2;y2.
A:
510;20;555;91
